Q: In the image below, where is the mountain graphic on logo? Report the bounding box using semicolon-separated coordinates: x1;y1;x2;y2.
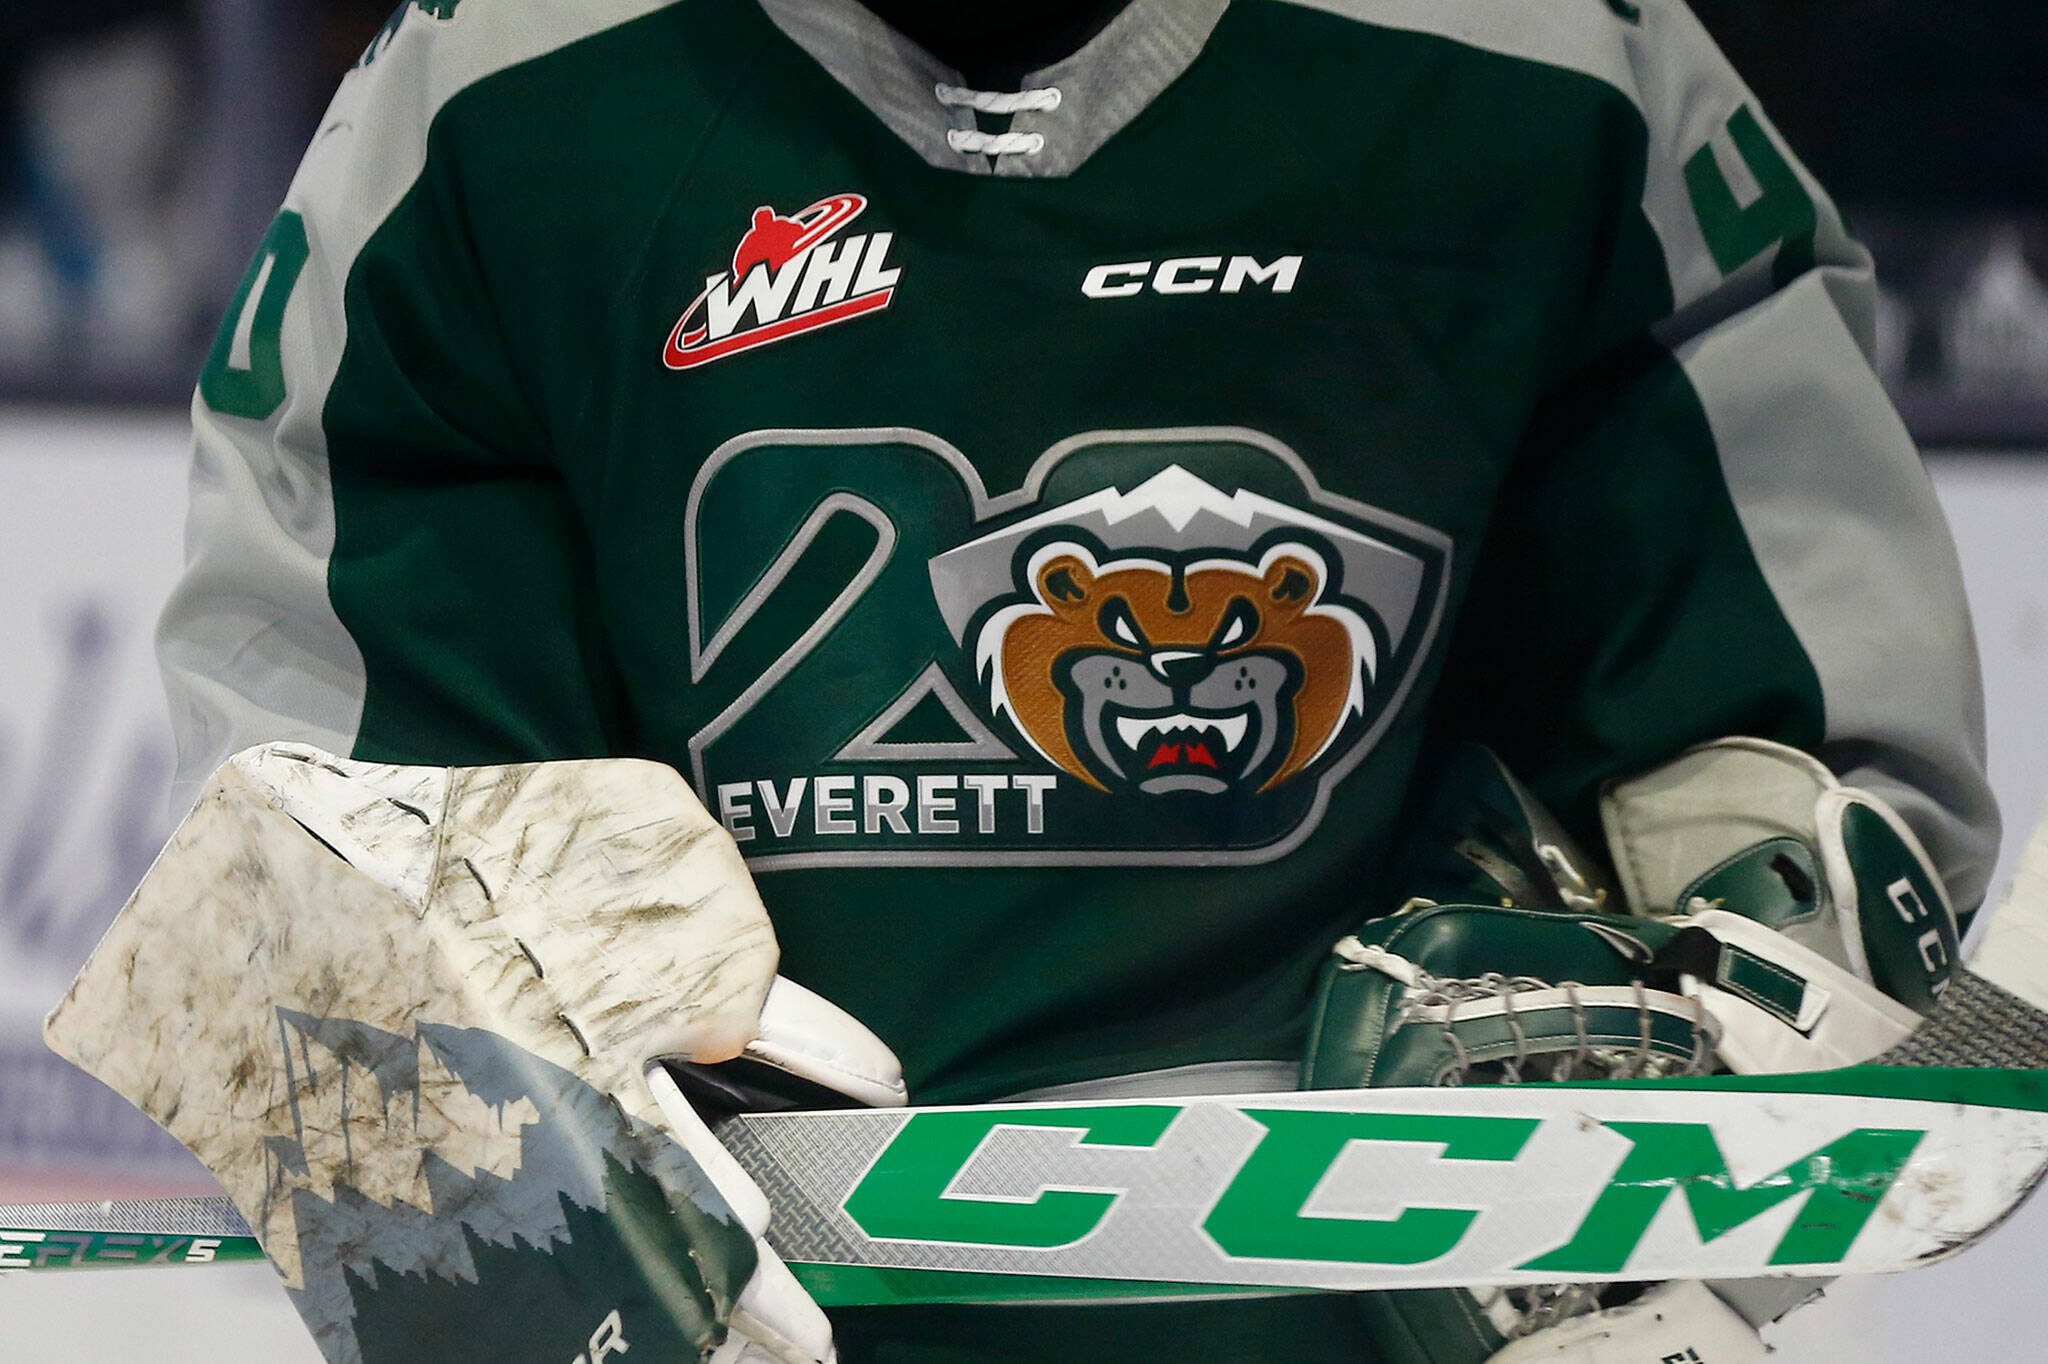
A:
664;193;902;371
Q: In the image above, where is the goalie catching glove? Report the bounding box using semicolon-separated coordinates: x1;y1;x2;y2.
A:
1302;739;1963;1363
46;744;904;1364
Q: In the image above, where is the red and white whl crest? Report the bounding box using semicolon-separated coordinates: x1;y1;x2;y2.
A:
664;193;900;370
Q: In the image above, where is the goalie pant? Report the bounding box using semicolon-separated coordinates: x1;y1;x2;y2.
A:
152;0;1996;1360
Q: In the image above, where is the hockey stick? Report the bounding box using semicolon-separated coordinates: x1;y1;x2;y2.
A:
0;1195;264;1273
9;810;2048;1304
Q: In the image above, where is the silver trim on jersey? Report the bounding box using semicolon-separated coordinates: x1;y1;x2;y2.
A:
833;662;1022;763
755;0;1230;179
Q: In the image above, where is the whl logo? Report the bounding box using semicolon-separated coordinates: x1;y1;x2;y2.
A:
665;193;901;370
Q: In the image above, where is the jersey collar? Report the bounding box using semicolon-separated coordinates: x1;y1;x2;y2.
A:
755;0;1231;178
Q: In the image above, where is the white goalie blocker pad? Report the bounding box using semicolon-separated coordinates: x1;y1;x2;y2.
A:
1605;737;1939;1073
45;743;903;1364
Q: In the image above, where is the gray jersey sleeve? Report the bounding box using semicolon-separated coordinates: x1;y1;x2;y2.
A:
157;0;666;811
1351;0;1999;908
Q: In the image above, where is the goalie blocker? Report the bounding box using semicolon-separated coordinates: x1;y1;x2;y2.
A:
43;744;906;1364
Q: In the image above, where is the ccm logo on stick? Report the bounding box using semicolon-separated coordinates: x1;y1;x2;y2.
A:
1082;255;1301;298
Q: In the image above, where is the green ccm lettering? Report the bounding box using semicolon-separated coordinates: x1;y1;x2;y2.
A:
1204;1110;1538;1265
843;1106;1178;1249
1526;1121;1927;1274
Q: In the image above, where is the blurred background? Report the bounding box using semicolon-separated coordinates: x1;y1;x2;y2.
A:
0;2;2043;1358
1;1;2043;429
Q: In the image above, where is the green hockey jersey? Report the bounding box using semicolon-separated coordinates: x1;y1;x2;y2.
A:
160;1;1995;1355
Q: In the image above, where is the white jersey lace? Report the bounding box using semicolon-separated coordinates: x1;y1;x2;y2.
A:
934;82;1059;157
933;82;1062;114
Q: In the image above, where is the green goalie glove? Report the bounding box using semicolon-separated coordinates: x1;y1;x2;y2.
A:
1302;738;1965;1363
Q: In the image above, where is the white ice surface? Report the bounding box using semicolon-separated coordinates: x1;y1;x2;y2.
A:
0;1262;321;1360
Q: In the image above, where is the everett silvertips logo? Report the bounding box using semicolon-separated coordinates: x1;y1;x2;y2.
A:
664;193;901;370
687;430;1453;867
950;472;1383;799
